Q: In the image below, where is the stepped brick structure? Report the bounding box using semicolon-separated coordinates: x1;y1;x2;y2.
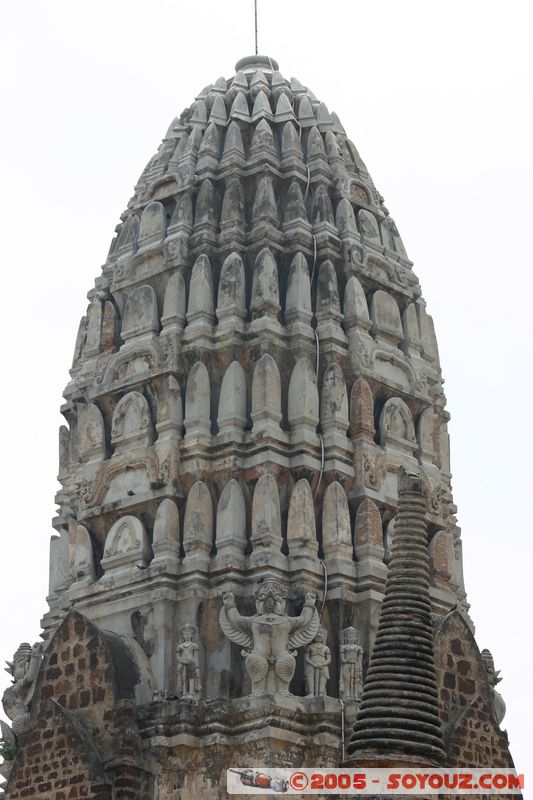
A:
0;55;519;799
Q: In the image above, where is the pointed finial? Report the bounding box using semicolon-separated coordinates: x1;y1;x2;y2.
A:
254;0;258;55
235;55;279;73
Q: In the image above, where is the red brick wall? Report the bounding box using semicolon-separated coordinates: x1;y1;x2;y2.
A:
6;612;149;800
434;611;515;769
350;377;374;440
8;701;112;800
354;498;382;547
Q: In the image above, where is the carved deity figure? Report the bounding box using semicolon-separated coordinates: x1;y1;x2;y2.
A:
481;648;506;725
219;580;319;695
304;626;331;696
176;624;201;699
2;642;43;736
339;626;363;701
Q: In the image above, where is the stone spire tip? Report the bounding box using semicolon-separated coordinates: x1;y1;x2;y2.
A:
235;55;279;73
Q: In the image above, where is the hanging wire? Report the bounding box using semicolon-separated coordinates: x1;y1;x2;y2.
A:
339;697;346;761
319;559;328;617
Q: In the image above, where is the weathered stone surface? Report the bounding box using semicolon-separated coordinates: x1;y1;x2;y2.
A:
221;119;245;164
68;522;95;583
84;296;103;357
287;478;317;559
78;402;106;462
320;362;349;436
251;473;282;555
322;481;352;558
138;200;166;249
217;360;247;436
183;480;213;562
251;352;282;436
121;284;159;340
169;189;193;233
101;515;152;574
161;269;186;331
429;528;454;589
417;406;435;460
184;361;211;439
252;176;279;227
343;275;369;328
283;181;309;228
194;179;219;233
403;301;421;348
220;177;245;234
281;121;303;160
370;289;403;341
285;251;312;325
358;209;381;245
251;246;280;316
215;479;246;560
354;497;383;557
196;121;220;172
186;253;215;329
288;358;319;444
111;391;153;452
350;377;375;440
152;498;180;565
216;251;246;322
379;396;417;451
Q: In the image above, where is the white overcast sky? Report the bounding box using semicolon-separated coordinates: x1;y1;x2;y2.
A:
1;0;531;786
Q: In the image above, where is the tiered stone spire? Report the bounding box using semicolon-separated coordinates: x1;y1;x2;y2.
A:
347;471;445;762
48;50;465;737
1;54;519;800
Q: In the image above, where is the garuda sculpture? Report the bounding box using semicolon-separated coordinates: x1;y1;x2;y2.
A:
2;642;42;736
219;580;319;695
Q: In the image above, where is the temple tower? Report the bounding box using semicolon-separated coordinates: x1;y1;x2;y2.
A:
0;55;518;800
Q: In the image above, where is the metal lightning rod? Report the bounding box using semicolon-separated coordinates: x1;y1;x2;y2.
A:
254;0;258;55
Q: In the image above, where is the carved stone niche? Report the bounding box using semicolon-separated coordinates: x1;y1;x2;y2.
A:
357;209;381;247
137;200;167;251
78;402;106;463
378;397;417;455
101;515;152;576
370;290;404;345
68;522;96;585
111;391;153;454
429;529;454;590
121;284;159;342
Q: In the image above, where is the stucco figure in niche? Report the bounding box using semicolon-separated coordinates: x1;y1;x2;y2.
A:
176;624;201;699
2;642;43;736
481;648;506;725
111;391;153;450
131;610;156;659
379;397;416;446
68;523;95;583
58;425;69;477
304;626;331;697
339;626;363;701
219;580;319;695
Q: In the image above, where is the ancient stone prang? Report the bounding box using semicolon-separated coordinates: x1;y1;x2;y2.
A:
1;53;520;800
